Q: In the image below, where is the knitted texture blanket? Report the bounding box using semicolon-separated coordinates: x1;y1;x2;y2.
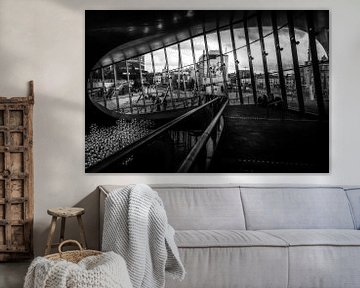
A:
24;251;133;288
102;184;185;288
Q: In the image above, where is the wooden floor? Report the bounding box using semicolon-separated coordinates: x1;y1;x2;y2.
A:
0;261;30;288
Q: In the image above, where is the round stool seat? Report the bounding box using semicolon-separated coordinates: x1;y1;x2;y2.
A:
47;207;85;218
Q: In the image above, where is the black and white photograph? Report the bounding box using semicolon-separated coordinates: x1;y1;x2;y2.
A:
85;10;329;173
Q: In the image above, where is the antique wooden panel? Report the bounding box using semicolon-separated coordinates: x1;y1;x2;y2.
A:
0;81;34;261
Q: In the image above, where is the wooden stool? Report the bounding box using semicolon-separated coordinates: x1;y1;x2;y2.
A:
45;207;87;255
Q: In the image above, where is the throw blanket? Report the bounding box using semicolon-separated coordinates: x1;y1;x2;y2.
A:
24;251;133;288
102;184;185;288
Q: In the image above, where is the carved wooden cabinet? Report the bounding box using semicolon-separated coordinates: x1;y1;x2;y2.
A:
0;82;34;261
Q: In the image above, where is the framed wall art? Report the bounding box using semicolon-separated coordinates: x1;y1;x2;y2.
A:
85;10;329;173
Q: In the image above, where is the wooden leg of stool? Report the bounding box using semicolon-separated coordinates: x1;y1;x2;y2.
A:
60;217;66;243
45;216;57;255
77;215;87;249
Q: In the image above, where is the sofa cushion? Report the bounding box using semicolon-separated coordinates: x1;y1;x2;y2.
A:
154;186;246;230
261;229;360;246
165;246;288;288
100;185;246;230
261;230;360;288
287;246;360;288
175;230;288;248
241;187;355;230
345;188;360;229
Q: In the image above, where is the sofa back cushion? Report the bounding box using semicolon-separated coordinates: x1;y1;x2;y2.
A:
345;188;360;229
154;186;246;230
240;187;355;230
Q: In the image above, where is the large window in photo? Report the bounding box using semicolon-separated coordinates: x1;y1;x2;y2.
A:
204;31;223;89
166;44;183;101
151;48;167;94
293;11;329;115
191;35;208;95
233;22;254;104
113;61;131;113
219;28;237;103
179;40;196;95
258;12;282;105
89;69;104;107
276;19;300;111
246;15;266;105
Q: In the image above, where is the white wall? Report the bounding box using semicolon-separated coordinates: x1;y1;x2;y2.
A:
0;0;359;256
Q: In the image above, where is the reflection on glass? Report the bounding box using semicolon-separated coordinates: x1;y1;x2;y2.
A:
263;32;281;102
277;24;299;111
233;25;254;104
293;13;328;115
179;40;196;94
245;16;264;103
220;29;237;103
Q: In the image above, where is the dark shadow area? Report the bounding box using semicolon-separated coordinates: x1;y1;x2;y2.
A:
210;105;329;172
101;107;214;172
36;188;99;257
0;260;31;288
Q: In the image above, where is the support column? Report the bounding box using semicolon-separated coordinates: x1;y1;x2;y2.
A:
244;13;257;105
177;45;181;100
178;43;187;100
164;47;175;109
216;27;228;97
150;52;159;98
287;11;305;114
307;11;326;119
203;25;214;96
113;64;120;110
190;37;199;96
101;67;107;108
272;12;288;108
138;57;146;113
257;12;272;100
230;23;244;104
125;60;133;114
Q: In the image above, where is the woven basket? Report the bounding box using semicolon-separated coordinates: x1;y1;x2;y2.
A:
45;240;102;263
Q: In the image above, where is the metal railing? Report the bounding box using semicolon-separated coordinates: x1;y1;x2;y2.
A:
177;98;228;172
86;96;225;172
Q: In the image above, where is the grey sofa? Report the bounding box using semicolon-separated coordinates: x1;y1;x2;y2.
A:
99;185;360;288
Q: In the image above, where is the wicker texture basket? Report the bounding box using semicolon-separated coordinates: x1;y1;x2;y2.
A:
45;240;102;263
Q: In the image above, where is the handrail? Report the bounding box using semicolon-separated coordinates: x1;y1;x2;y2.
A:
177;98;229;172
86;96;222;172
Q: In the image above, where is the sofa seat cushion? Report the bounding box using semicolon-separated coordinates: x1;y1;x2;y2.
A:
155;186;246;230
240;187;355;230
260;230;360;288
261;229;360;246
175;230;288;248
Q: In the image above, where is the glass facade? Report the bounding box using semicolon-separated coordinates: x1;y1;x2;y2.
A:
88;12;329;118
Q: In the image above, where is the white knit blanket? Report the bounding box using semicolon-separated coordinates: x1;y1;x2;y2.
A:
102;184;185;288
24;251;133;288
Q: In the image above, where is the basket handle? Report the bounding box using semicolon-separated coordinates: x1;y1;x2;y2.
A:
58;240;83;255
